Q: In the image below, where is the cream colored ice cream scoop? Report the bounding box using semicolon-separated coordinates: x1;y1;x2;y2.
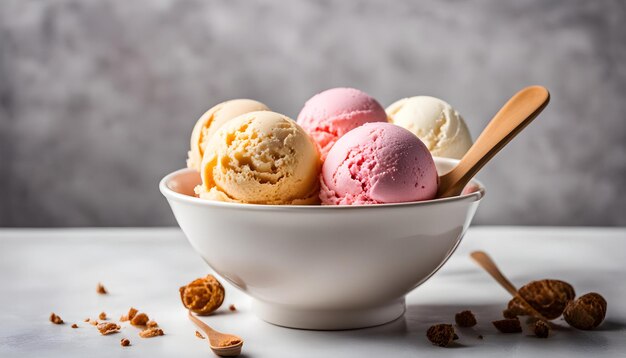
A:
187;99;270;171
196;111;321;204
386;96;472;159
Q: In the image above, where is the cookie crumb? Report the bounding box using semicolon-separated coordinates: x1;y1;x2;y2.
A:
492;318;522;333
99;312;107;320
71;323;78;329
218;338;241;347
455;310;477;327
84;318;90;323
120;338;131;347
131;313;149;326
534;320;550;338
229;304;237;312
195;330;205;339
477;334;484;339
120;307;138;322
563;292;607;330
139;327;164;338
97;322;121;335
426;324;456;347
179;275;225;315
146;320;158;328
97;282;108;294
49;313;64;324
89;320;99;326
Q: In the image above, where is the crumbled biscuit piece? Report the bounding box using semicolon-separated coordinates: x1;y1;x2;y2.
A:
120;307;138;322
121;338;131;347
455;310;477;327
97;322;121;335
99;312;107;320
229;304;237;312
49;313;64;324
534;320;550;338
179;275;225;315
146;320;158;328
131;313;149;326
492;318;522;333
516;280;575;319
139;327;164;338
477;334;484;339
71;324;78;329
84;318;90;323
97;282;108;294
426;324;456;347
90;320;99;326
195;331;205;339
218;338;242;347
563;292;607;330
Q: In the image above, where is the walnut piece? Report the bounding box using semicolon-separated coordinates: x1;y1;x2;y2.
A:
49;313;64;324
534;320;550;338
563;292;607;330
96;282;108;294
139;327;164;338
492;318;522;333
120;338;131;347
179;275;225;315
515;279;575;319
455;310;477;327
131;313;149;326
97;322;121;335
426;324;456;347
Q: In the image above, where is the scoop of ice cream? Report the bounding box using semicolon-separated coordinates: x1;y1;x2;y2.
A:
297;87;387;160
320;122;438;205
187;99;270;171
386;96;472;159
196;111;321;204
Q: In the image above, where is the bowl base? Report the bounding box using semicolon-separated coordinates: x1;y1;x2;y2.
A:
252;298;406;330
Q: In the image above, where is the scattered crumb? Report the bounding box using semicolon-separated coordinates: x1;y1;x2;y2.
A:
139;327;164;338
120;338;131;347
99;312;107;320
97;322;121;335
426;324;456;347
120;307;138;322
534;320;550;338
453;333;459;340
477;334;484;340
195;331;205;339
97;282;108;295
89;320;99;326
84;318;90;323
131;313;149;326
49;313;64;324
229;304;237;312
455;310;477;327
492;318;522;333
146;320;158;328
71;324;78;329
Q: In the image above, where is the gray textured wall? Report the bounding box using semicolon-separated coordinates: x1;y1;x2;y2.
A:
1;0;625;227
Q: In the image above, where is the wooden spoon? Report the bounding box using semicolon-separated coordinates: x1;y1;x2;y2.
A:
437;86;550;198
188;311;243;357
470;251;549;321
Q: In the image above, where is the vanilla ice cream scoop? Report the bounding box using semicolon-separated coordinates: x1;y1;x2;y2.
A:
187;99;270;171
386;96;472;159
196;111;321;204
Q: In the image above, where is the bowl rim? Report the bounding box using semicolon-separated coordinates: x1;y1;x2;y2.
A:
159;157;485;210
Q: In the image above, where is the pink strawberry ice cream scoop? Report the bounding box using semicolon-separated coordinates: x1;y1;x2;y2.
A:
297;87;387;159
320;122;438;205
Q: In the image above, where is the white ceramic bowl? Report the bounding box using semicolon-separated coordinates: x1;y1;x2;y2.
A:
160;157;484;330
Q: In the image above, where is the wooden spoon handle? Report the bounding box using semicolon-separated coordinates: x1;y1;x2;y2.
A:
470;251;518;296
188;310;219;340
438;86;550;198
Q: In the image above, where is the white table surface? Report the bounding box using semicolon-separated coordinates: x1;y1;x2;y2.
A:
0;227;624;357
